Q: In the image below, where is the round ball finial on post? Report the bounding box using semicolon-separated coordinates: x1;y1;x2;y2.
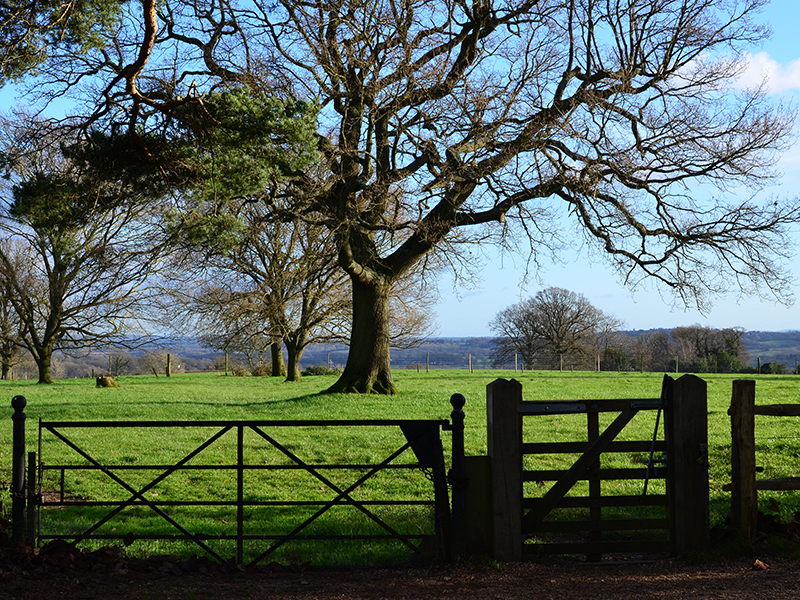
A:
12;395;27;412
448;392;467;559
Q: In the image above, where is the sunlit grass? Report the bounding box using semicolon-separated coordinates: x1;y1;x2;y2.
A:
2;370;800;562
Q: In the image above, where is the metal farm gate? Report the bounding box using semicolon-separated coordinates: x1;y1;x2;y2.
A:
486;375;710;561
9;399;468;567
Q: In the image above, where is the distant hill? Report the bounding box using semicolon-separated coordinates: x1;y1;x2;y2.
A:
301;338;496;370
742;331;800;369
21;330;800;380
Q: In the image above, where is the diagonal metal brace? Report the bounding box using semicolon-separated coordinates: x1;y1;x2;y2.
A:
247;427;418;567
44;425;231;562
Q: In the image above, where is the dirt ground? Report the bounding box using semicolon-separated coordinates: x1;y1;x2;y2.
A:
3;543;800;600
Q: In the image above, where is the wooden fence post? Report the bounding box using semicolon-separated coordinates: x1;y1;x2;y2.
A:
665;374;709;555
729;379;757;546
487;378;522;561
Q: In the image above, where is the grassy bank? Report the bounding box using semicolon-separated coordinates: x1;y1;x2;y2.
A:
1;370;799;563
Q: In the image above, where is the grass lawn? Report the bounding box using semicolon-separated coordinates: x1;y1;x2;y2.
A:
2;370;800;564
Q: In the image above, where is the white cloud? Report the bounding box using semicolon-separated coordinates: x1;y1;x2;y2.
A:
737;52;800;93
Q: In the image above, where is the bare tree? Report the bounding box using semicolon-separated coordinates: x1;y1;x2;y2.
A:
671;324;749;372
108;352;133;377
23;0;800;392
0;244;25;379
489;287;623;370
164;196;351;382
0;115;168;383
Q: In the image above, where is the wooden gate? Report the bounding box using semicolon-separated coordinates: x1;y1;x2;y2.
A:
486;375;709;561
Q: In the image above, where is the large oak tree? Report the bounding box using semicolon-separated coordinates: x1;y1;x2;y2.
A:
21;0;800;393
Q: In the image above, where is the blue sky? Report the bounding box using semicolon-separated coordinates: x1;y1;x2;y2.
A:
2;1;799;337
435;0;800;337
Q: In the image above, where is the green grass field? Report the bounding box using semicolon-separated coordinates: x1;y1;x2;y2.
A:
2;370;800;564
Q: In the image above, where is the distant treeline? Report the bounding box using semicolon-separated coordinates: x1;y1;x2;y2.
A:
11;330;800;380
305;330;800;373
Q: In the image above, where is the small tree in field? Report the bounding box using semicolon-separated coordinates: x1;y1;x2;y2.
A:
490;287;623;370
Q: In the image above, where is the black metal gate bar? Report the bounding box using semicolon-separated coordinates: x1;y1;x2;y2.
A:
40;419;448;428
42;424;232;562
237;425;244;566
249;425;420;553
245;435;420;568
36;417;451;566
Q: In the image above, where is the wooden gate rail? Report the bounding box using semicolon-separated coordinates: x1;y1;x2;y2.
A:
727;380;800;545
487;375;709;561
33;417;454;566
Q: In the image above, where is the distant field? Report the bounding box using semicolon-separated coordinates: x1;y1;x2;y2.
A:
1;370;800;563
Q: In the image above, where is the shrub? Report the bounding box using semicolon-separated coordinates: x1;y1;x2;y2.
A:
251;363;272;377
762;362;789;375
301;364;342;376
232;366;248;377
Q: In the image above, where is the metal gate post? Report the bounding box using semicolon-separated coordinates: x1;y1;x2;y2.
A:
237;424;244;566
449;393;467;559
11;395;27;543
27;451;37;545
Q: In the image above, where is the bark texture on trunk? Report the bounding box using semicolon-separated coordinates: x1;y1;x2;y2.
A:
326;276;396;394
285;344;303;382
270;341;287;377
37;351;53;384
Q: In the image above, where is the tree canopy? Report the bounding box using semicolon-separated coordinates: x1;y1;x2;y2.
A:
6;0;800;392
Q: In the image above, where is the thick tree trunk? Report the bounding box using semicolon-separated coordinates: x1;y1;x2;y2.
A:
285;343;303;382
326;276;396;394
37;349;54;384
285;329;308;382
270;341;286;377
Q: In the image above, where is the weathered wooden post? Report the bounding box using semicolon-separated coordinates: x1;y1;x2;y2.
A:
11;395;27;543
729;379;757;546
487;378;522;561
449;393;467;559
665;374;709;555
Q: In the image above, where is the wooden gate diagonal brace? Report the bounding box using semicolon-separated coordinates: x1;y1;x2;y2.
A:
523;407;639;531
43;425;231;562
246;430;420;567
